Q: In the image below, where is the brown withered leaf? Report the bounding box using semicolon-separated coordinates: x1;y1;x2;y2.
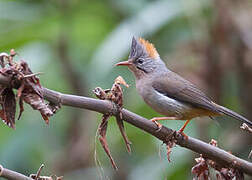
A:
17;97;24;120
48;102;61;114
166;141;175;162
17;62;53;123
116;116;131;153
192;155;209;180
93;87;107;100
192;139;244;180
232;169;244;180
1;88;16;129
0;110;5;123
0;50;58;128
93;76;131;170
41;114;49;125
22;92;53;124
20;61;43;96
0;52;8;68
0;85;6;95
98;114;118;170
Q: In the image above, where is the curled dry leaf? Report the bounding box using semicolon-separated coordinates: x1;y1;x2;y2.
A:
114;76;129;88
0;88;16;129
192;139;244;180
116;116;131;153
109;75;129;110
191;155;209;180
0;50;57;128
93;87;107;100
48;102;61;114
22;93;53;124
98;114;118;170
17;97;24;120
0;52;9;68
166;140;175;162
163;132;177;162
93;76;131;169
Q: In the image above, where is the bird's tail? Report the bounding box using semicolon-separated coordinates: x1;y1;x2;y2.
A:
214;103;252;127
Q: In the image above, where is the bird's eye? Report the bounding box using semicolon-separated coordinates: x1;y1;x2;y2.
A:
137;58;144;64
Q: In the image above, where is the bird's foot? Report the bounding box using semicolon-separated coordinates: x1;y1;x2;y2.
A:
177;120;190;140
150;118;162;131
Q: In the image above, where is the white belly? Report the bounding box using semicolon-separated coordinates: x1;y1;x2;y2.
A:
137;83;192;117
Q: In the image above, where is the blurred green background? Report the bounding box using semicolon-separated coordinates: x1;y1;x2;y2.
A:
0;0;251;179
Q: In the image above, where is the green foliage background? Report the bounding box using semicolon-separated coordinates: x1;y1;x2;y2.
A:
0;0;251;179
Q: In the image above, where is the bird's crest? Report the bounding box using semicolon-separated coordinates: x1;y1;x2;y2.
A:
138;38;159;59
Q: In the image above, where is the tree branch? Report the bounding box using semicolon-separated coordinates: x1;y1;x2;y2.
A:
0;74;251;176
0;165;33;180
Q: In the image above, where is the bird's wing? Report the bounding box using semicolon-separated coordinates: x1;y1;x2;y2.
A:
152;71;218;112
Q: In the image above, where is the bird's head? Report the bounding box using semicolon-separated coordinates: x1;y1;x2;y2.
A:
116;37;166;79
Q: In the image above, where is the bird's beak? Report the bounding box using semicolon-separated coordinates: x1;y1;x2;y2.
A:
115;59;133;66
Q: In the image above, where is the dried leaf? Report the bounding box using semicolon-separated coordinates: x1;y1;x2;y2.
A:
17;82;25;98
41;114;49;125
0;50;57;128
48;102;61;114
0;85;6;95
93;76;131;170
114;76;129;88
0;52;8;68
21;61;43;95
98;114;118;170
116;116;131;153
191;155;209;180
17;97;24;120
22;93;53;124
219;168;233;180
93;87;107;100
1;88;16;129
232;169;244;180
0;110;5;122
166;140;175;162
110;83;123;108
192;139;244;180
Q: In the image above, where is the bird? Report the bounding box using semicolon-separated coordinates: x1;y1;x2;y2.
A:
116;37;252;136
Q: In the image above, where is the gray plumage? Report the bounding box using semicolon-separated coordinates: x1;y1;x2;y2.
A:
116;37;252;127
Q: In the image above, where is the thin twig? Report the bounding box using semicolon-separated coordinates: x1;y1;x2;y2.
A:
35;164;44;180
0;74;251;175
23;72;43;78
